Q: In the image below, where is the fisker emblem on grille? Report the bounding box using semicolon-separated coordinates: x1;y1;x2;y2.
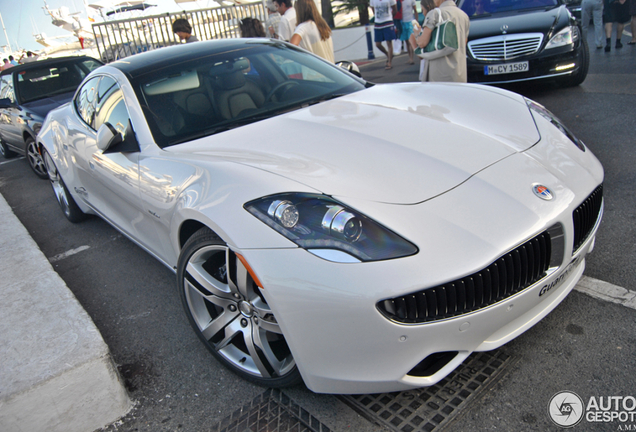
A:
533;184;553;200
501;24;508;34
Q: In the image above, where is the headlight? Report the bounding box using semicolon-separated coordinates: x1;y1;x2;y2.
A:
526;98;585;151
245;193;418;262
545;26;578;50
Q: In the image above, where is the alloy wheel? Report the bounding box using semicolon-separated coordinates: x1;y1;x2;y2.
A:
181;241;296;382
26;138;48;179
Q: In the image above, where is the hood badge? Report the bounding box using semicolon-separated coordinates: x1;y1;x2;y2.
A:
501;24;508;34
533;184;553;200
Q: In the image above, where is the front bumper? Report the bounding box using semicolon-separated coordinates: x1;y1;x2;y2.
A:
233;106;604;394
237;156;602;393
467;42;585;85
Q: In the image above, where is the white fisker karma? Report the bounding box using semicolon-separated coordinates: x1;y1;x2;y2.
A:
38;39;604;394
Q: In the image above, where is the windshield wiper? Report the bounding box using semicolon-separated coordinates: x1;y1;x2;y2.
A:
305;93;348;107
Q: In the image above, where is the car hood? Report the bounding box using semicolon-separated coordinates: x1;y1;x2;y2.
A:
173;83;540;204
22;91;75;119
468;6;566;40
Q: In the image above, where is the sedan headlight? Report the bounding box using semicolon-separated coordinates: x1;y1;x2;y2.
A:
526;98;585;151
245;193;418;262
545;26;578;50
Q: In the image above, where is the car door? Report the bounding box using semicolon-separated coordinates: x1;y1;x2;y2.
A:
0;74;23;152
71;74;143;241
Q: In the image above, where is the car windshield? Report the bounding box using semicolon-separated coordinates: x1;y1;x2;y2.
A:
460;0;559;16
17;58;102;104
133;41;367;148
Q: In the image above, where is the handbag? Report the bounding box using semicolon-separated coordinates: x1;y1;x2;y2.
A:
415;8;458;60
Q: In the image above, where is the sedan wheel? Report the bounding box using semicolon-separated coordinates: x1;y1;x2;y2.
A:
43;149;86;223
178;228;301;387
26;137;48;179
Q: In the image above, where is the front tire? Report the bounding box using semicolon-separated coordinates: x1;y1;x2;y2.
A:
26;137;48;179
177;227;301;388
562;37;589;87
43;149;86;223
0;138;16;159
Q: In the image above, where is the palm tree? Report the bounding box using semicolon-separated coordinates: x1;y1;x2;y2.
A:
321;0;335;27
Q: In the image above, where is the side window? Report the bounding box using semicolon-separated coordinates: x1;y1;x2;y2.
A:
76;59;103;79
0;75;15;103
94;76;130;135
75;76;100;128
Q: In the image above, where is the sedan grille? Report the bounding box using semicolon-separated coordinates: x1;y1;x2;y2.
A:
572;184;603;252
377;230;554;324
469;33;543;61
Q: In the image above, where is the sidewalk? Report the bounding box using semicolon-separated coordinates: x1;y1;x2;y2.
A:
0;193;131;432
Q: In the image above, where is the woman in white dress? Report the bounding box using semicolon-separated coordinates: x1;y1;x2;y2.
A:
290;0;335;63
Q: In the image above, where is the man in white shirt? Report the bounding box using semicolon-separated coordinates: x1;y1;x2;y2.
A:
265;0;282;38
21;51;39;63
274;0;297;41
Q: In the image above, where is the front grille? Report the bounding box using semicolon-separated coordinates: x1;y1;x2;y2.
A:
469;33;543;61
572;184;603;252
377;231;553;324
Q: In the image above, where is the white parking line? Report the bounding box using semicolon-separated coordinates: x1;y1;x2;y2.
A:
49;245;91;263
575;276;636;310
0;157;25;165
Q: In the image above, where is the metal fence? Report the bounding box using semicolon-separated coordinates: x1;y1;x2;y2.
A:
92;3;267;63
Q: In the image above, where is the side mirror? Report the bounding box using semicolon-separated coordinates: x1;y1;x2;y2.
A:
96;123;123;151
0;98;14;109
96;119;141;153
336;61;362;78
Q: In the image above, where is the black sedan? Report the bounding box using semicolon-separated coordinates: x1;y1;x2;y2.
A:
458;0;589;87
0;56;103;178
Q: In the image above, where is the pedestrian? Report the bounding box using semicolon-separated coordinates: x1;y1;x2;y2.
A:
172;18;199;43
239;17;266;37
264;0;282;38
370;0;398;69
581;0;605;49
8;56;18;66
273;0;297;41
1;58;11;71
400;0;418;64
20;51;38;63
393;0;404;55
629;0;636;44
603;0;630;51
410;0;470;82
290;0;335;63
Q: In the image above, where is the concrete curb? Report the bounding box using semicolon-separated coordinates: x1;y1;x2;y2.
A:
0;193;131;432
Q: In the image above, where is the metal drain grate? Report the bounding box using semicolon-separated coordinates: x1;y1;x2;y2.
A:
339;350;515;432
213;388;331;432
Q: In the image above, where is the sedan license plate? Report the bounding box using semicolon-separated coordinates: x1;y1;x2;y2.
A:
484;61;529;75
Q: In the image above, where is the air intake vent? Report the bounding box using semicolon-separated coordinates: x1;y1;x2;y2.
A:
377;230;555;324
572;184;603;252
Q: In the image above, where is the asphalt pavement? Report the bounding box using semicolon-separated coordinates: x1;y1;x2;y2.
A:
0;29;635;432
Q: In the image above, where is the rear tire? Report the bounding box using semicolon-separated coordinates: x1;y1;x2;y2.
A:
43;149;86;223
26;137;48;179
